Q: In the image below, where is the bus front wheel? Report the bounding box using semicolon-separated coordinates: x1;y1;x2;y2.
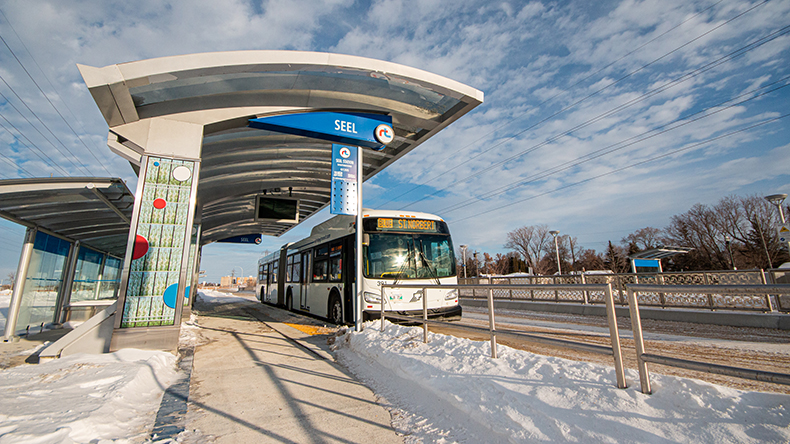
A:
328;293;343;325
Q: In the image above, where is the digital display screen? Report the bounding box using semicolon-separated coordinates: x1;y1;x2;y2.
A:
370;218;446;233
257;197;298;221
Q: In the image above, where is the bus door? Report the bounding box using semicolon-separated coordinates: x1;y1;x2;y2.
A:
300;251;310;310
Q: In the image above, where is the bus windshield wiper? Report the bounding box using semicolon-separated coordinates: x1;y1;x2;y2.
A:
418;239;441;285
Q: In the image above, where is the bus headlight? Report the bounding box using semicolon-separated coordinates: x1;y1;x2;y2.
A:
444;289;458;300
363;292;381;303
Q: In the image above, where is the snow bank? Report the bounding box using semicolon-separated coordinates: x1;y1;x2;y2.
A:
334;321;790;444
0;349;179;443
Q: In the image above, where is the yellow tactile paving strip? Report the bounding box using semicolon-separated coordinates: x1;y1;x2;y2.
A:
284;323;338;336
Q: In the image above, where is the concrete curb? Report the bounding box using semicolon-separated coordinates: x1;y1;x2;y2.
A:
460;298;790;330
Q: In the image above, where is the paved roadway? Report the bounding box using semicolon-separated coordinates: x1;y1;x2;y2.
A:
432;306;790;394
178;292;402;444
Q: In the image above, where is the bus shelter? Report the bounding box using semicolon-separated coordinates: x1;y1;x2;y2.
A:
0;178;133;341
2;51;483;353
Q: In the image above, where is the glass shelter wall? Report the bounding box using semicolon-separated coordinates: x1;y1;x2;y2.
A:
14;232;70;335
71;247;122;303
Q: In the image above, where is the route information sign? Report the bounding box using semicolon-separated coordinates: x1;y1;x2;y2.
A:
330;144;358;215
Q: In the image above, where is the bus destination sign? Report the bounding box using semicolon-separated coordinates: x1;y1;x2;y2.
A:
376;218;438;232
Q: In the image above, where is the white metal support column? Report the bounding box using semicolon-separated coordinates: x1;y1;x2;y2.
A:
3;227;37;341
355;147;363;332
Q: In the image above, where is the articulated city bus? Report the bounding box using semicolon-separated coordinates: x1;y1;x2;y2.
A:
257;209;461;324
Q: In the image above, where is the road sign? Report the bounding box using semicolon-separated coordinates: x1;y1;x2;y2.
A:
779;224;790;244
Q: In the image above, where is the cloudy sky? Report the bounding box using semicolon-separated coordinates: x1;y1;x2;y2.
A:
0;0;788;282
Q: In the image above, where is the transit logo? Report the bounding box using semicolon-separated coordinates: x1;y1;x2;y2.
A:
374;124;394;145
339;146;352;158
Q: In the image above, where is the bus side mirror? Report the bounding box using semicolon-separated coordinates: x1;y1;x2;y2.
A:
362;233;370;246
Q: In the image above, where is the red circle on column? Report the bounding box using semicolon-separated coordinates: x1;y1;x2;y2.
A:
153;198;167;209
132;235;149;260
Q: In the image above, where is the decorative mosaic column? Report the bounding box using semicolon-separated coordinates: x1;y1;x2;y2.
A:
118;156;198;328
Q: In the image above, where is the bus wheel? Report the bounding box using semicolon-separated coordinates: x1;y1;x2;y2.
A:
328;293;343;325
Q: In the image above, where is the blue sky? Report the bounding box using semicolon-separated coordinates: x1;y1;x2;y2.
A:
0;0;788;283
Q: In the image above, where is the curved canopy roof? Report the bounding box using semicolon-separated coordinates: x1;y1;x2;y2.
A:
0;177;134;256
79;51;484;244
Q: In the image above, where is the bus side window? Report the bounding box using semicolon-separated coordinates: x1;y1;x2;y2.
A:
292;254;301;282
286;254;295;283
329;242;342;281
313;260;328;281
272;261;278;284
302;252;311;284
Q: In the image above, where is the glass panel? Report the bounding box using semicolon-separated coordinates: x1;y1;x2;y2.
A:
15;232;71;334
98;256;122;300
329;257;342;282
365;233;456;280
70;247;104;303
313;260;328;282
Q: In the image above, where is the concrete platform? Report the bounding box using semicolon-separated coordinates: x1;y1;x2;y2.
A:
179;294;403;443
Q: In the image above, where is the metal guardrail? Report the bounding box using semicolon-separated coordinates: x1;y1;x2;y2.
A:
627;284;790;394
460;270;790;312
378;283;627;390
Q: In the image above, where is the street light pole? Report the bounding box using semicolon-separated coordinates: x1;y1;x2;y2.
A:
725;235;736;270
550;230;562;275
460;245;468;279
765;193;790;254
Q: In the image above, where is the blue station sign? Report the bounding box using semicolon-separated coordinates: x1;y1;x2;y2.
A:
217;234;263;244
249;112;393;150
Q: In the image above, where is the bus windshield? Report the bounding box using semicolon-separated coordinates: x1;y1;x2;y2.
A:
365;233;456;279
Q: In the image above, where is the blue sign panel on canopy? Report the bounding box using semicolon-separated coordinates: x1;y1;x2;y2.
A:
249;112;393;150
216;234;263;244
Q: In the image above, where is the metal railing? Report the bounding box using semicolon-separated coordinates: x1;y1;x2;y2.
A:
460;269;790;312
627;284;790;394
378;283;627;389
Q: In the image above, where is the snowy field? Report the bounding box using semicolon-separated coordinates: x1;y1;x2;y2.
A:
0;290;787;443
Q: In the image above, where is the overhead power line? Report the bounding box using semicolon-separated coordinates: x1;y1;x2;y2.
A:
401;22;790;211
0;9;115;176
376;0;769;208
0;109;71;176
449;113;790;224
437;76;790;215
0;90;75;176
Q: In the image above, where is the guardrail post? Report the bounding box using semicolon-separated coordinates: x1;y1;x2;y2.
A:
509;277;513;300
627;288;652;394
487;286;497;359
703;272;715;310
581;273;589;304
422;286;428;343
380;285;386;332
554;276;559;302
760;269;775;311
604;284;627;389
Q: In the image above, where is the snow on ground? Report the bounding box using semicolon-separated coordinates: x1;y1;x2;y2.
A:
334;320;790;444
1;290;787;443
0;349;179;443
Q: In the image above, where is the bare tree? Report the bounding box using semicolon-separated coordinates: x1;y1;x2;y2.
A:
621;227;662;252
504;224;552;275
